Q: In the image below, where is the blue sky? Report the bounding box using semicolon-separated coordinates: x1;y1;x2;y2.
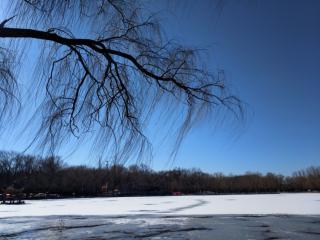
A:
0;0;319;175
148;0;320;174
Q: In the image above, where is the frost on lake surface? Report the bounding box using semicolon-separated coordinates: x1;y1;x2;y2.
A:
0;193;320;239
0;193;319;217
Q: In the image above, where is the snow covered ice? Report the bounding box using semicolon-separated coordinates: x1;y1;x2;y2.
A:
1;193;319;217
1;193;320;239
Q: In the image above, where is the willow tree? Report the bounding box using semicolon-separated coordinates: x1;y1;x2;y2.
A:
0;0;241;163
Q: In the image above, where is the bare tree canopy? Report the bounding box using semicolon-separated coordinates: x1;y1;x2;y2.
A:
0;0;241;163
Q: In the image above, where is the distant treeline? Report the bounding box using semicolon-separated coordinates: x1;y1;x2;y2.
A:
0;151;319;197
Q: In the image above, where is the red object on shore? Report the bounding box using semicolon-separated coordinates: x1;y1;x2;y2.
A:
172;192;182;196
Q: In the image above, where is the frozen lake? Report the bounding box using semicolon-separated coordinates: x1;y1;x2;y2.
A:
1;215;320;239
1;193;319;239
1;193;319;217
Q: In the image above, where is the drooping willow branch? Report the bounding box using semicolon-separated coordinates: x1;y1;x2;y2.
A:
0;11;241;163
0;27;224;100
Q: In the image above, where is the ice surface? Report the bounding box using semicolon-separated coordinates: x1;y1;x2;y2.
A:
0;193;319;218
1;215;320;239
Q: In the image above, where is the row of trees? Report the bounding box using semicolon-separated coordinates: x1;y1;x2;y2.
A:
0;151;319;197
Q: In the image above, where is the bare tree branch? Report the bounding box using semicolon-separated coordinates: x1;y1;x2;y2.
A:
0;0;242;163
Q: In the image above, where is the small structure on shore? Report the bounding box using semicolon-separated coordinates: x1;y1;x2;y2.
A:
101;183;121;197
1;186;25;204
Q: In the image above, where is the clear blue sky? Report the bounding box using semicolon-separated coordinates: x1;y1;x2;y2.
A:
148;0;320;175
0;0;319;175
